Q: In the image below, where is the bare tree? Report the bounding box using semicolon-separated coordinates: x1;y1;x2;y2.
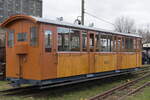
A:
137;24;150;43
114;16;136;33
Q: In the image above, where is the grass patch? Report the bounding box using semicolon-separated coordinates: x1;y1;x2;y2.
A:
0;74;149;100
0;81;11;90
126;86;150;100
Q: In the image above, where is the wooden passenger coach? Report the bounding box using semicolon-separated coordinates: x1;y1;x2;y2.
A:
0;15;142;86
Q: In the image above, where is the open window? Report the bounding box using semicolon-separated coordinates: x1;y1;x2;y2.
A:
82;31;87;51
96;33;101;52
57;27;70;51
89;33;95;52
57;27;81;52
99;34;113;52
70;29;80;51
117;37;122;52
100;34;108;52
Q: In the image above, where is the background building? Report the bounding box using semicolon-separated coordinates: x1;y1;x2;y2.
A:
0;0;42;47
0;0;42;23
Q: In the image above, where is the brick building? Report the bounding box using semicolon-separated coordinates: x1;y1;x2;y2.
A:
0;0;42;23
0;0;42;47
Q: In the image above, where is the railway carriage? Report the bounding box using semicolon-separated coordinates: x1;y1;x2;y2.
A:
0;15;142;86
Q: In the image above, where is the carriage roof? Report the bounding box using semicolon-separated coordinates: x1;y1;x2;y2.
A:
1;15;142;38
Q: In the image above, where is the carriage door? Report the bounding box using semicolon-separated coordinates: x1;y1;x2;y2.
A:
88;32;96;73
16;21;29;78
117;36;122;70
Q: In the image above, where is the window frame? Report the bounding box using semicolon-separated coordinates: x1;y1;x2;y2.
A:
57;27;82;52
7;30;14;48
30;26;38;47
17;32;27;42
44;30;53;52
81;30;88;52
88;31;96;52
69;28;81;52
57;27;70;52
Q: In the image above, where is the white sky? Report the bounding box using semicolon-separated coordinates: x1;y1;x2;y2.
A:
43;0;150;30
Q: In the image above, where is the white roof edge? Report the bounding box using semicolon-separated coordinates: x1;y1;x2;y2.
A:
32;16;142;38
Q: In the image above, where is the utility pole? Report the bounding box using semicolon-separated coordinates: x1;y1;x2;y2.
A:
81;0;85;25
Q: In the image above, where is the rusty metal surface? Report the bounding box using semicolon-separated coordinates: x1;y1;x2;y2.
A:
118;81;150;100
88;73;150;100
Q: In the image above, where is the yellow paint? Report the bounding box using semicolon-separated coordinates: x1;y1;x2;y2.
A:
57;53;89;78
57;52;142;78
95;53;117;72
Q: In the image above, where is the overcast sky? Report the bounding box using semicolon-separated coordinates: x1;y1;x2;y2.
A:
43;0;150;30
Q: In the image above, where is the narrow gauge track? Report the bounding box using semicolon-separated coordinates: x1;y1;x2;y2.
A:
0;68;149;98
88;73;150;100
118;81;150;100
0;71;134;93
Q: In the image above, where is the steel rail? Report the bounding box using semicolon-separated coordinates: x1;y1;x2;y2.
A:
88;73;150;100
0;69;149;94
0;71;134;93
118;81;150;100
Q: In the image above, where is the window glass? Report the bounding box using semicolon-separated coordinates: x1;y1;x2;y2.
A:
8;31;14;47
137;38;141;50
125;38;130;50
70;29;80;51
82;31;87;51
133;38;137;50
108;35;113;52
113;36;117;52
130;38;133;50
89;34;95;51
45;30;52;52
30;27;38;46
100;35;108;52
58;27;70;51
96;33;101;52
99;34;113;52
117;37;122;51
125;37;133;51
57;27;81;51
17;33;27;42
122;37;125;51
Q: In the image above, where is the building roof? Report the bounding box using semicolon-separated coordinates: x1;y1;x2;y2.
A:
1;15;142;38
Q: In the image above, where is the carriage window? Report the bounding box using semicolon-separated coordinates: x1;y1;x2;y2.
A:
8;31;14;47
89;33;95;51
122;37;125;51
58;27;70;51
17;33;27;42
100;35;108;52
96;34;101;51
137;39;141;50
45;30;52;52
99;35;113;52
130;38;133;50
125;38;130;50
82;31;87;51
133;38;137;50
125;38;133;51
70;29;80;51
30;27;38;46
108;35;113;52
